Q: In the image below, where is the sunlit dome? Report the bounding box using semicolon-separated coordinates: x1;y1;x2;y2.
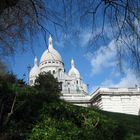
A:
29;57;40;78
40;35;62;64
68;59;80;78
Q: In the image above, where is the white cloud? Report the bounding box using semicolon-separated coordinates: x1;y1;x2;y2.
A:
79;27;107;47
82;27;140;91
79;26;115;48
116;69;139;87
85;38;139;91
89;39;117;75
80;32;91;47
101;69;139;87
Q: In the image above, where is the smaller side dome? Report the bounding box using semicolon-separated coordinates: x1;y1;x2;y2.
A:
29;57;40;78
68;59;80;78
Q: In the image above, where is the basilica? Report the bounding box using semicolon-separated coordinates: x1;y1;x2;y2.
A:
29;35;140;116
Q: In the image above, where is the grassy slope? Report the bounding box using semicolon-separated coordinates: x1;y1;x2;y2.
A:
96;109;140;135
28;101;140;140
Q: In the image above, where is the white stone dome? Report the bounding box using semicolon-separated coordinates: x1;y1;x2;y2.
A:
40;35;62;64
29;57;40;78
68;59;80;78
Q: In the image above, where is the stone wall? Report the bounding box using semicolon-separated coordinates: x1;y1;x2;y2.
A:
91;88;140;115
61;87;140;115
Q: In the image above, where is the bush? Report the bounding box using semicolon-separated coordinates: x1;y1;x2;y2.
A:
28;101;126;140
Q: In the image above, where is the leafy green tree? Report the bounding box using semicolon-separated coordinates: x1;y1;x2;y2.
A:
0;73;18;131
0;72;61;139
28;101;127;140
0;72;140;140
0;73;31;138
34;72;61;102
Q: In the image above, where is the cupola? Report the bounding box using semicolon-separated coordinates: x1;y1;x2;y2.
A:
68;59;80;78
29;57;40;78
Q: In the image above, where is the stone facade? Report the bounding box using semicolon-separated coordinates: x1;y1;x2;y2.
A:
61;87;140;115
90;88;140;115
29;35;88;98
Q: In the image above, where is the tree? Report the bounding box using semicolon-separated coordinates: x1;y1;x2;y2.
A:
0;60;7;74
0;73;20;131
0;0;140;75
34;72;61;101
0;72;61;139
61;0;140;75
0;0;62;56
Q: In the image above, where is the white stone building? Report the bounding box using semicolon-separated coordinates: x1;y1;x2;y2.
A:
29;35;88;97
29;35;140;116
90;87;140;115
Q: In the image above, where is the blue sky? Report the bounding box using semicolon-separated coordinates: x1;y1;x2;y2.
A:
8;1;140;94
9;28;139;94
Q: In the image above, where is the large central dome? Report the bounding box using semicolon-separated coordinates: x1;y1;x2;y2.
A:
40;36;63;64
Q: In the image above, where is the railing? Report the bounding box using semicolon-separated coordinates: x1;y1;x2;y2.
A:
60;95;90;101
60;87;140;102
89;87;140;101
95;87;140;92
61;90;88;95
61;90;90;101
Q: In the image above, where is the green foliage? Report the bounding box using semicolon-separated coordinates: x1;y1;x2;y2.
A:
126;134;140;140
28;101;128;140
0;73;34;139
0;72;61;139
0;73;21;130
34;72;61;102
0;73;140;140
96;109;140;135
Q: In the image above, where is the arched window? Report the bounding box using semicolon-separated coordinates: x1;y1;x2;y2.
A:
53;70;55;74
77;80;78;84
58;68;62;77
68;88;70;93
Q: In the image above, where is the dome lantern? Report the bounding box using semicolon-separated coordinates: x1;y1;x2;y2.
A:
40;35;63;64
71;59;75;67
68;59;80;79
48;35;53;49
29;56;40;78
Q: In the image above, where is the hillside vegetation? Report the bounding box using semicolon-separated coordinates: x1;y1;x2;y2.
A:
0;73;140;140
28;101;140;140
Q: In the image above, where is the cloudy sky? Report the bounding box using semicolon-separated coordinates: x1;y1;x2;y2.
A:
9;26;139;94
8;1;140;94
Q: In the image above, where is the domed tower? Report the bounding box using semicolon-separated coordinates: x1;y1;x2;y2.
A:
39;35;64;78
68;59;88;94
29;57;40;86
68;59;80;79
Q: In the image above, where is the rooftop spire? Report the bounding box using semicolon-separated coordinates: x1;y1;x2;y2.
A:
71;59;75;68
34;56;38;66
48;35;53;49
